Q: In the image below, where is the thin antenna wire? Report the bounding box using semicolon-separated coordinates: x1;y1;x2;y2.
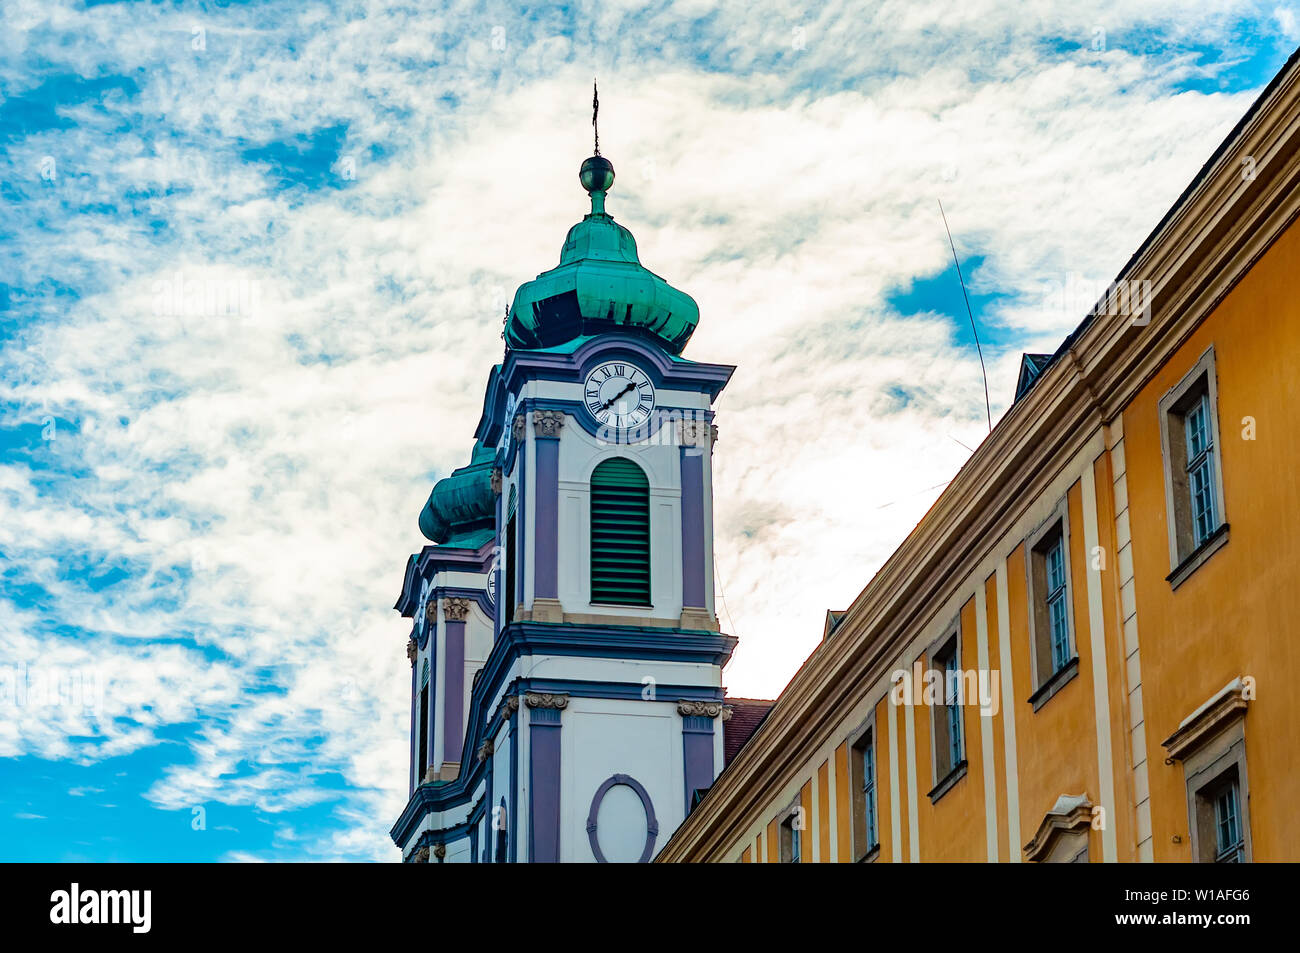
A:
938;199;992;432
714;560;739;638
592;79;600;156
875;479;953;510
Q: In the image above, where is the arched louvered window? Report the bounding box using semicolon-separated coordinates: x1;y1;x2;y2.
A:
590;457;651;606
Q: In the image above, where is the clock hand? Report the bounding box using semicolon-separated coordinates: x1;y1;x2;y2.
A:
600;381;637;411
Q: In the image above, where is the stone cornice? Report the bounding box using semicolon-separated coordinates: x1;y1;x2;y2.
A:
1161;679;1249;762
393;538;495;617
656;52;1300;862
1023;795;1094;862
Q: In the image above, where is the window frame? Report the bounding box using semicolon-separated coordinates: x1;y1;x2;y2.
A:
926;631;968;803
848;717;880;861
1025;499;1080;711
1182;718;1252;864
778;797;803;864
417;657;430;784
1158;346;1229;589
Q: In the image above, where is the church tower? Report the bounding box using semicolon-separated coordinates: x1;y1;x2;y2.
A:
390;141;736;862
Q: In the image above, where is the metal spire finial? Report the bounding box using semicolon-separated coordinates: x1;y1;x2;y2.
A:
592;79;600;156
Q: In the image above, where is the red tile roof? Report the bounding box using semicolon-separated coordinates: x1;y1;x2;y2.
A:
723;697;776;766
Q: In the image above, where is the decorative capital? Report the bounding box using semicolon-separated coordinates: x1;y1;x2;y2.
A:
498;695;521;720
525;692;569;710
476;739;495;763
406;638;417;666
424;597;437;622
511;414;526;441
677;418;715;448
721;704;733;722
676;700;729;719
433;843;446;862
412;846;430;863
490;467;502;495
532;409;565;439
442;597;471;622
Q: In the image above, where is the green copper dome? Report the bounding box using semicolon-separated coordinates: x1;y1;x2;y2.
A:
418;439;496;547
504;156;700;354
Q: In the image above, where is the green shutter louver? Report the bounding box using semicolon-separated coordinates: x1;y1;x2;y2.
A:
590;457;651;606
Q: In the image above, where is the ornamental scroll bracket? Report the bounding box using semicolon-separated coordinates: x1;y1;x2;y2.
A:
524;692;569;710
676;700;733;720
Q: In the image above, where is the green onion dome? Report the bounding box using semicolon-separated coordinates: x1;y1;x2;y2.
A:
504;155;700;354
418;439;496;546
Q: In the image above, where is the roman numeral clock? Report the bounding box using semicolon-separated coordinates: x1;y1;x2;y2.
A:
584;361;656;429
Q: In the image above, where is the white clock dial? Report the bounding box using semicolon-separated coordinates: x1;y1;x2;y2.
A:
583;362;655;428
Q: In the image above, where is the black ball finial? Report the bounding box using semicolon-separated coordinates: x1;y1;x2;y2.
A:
579;155;615;193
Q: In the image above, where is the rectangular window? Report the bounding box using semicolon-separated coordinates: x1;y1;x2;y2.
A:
1045;537;1071;671
1026;504;1076;706
1184;393;1218;547
1212;778;1244;863
504;509;517;626
1190;764;1249;863
850;728;879;859
931;639;963;784
779;807;802;863
1159;348;1228;586
1167;685;1251;864
417;665;430;783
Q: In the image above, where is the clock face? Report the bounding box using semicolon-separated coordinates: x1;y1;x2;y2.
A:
583;362;655;428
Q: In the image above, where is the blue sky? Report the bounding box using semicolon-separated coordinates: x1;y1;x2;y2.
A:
1;0;1296;861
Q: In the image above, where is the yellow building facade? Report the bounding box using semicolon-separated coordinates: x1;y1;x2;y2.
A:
658;50;1300;864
